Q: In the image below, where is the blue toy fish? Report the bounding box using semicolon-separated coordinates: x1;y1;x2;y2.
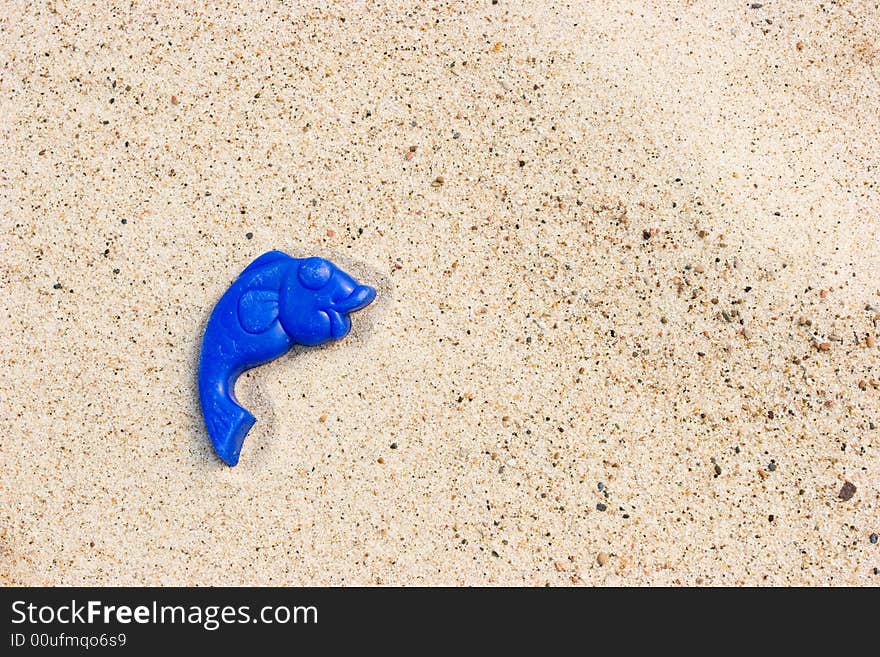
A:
198;251;376;465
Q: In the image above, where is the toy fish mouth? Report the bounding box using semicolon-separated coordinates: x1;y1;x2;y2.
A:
325;285;375;339
326;308;351;340
331;285;376;314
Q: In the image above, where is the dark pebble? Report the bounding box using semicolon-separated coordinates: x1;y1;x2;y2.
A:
767;461;776;472
390;442;398;449
839;481;857;501
596;503;607;512
121;218;127;224
53;283;62;289
245;232;253;240
870;533;878;544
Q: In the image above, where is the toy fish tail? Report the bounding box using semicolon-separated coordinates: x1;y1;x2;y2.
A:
198;364;255;466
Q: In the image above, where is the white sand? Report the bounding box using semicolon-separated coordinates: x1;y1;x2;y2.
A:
1;1;878;585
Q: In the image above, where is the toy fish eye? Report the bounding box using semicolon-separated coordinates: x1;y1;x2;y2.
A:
298;257;333;290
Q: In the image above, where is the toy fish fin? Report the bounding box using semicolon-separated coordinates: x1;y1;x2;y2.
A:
238;289;280;334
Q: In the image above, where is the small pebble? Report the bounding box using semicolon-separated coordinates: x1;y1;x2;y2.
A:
839;481;857;501
596;503;607;512
53;283;62;290
171;95;179;105
390;442;398;449
870;533;878;544
597;552;609;566
245;232;253;240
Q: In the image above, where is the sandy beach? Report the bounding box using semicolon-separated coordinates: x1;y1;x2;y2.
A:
1;1;878;585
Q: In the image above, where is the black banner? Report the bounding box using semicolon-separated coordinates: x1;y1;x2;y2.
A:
0;586;869;651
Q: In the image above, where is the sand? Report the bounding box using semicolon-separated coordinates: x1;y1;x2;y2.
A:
1;1;878;586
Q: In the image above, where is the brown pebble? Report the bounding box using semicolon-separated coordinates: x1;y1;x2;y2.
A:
554;560;566;572
597;552;609;566
171;95;179;105
326;229;335;238
319;413;327;423
820;289;828;299
818;342;831;351
838;481;856;501
867;335;876;348
404;151;415;160
377;457;385;464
